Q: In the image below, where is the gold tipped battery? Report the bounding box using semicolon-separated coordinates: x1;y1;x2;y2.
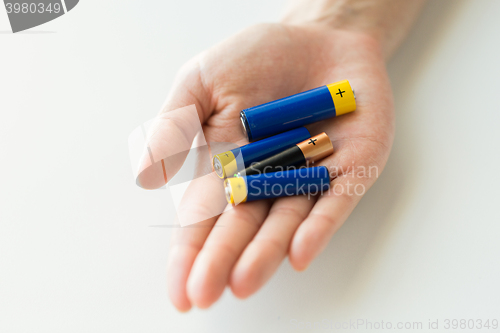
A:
213;151;238;179
296;132;334;163
224;177;247;204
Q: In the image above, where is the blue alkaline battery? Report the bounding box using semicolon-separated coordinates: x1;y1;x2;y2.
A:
224;166;330;204
213;127;310;179
240;80;356;141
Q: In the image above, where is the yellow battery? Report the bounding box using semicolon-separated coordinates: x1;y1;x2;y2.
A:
326;80;357;116
224;177;247;204
213;151;238;179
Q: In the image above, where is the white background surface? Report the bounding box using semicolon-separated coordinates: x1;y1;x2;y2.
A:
1;0;500;332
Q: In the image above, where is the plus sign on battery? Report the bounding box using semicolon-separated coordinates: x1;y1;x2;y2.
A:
308;139;317;145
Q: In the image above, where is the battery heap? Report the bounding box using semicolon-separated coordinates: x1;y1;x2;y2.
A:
212;80;357;204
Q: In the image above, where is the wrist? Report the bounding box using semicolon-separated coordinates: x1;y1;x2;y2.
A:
281;0;427;60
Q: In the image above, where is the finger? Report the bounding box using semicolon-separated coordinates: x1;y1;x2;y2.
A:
166;174;224;312
229;195;315;299
136;57;213;189
186;200;271;309
289;174;369;271
166;144;226;311
167;217;216;312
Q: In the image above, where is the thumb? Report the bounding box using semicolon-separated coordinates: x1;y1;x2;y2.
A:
136;59;213;190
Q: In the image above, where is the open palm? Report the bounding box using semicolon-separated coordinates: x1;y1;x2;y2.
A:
138;23;394;311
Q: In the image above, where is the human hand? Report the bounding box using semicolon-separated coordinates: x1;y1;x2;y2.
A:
138;23;395;311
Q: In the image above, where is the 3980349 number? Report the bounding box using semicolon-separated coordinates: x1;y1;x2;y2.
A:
444;319;498;330
5;2;62;14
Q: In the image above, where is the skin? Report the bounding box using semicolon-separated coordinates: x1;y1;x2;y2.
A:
138;0;427;311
